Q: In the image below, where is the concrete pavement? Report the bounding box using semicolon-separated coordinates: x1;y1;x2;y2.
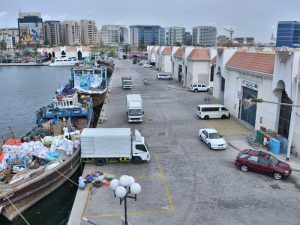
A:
69;59;300;225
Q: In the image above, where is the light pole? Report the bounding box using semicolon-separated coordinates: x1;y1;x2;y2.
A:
110;175;141;225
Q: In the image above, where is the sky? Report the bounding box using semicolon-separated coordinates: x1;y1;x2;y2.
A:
0;0;300;43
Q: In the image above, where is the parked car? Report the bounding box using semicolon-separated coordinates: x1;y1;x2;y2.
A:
143;64;152;68
157;73;173;80
199;128;227;150
196;104;230;119
235;149;292;180
190;83;211;92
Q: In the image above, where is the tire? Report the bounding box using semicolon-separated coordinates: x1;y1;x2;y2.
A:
132;156;142;164
240;165;249;172
204;115;209;120
208;143;212;149
95;158;106;166
273;172;282;180
194;89;198;93
221;115;227;119
200;135;204;141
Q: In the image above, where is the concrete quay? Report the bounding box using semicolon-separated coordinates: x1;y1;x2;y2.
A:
68;59;300;225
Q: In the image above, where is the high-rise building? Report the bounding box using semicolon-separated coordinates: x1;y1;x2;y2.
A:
234;37;254;45
192;26;217;46
43;21;61;46
276;21;300;48
80;20;98;46
61;20;81;46
185;32;192;46
129;25;165;47
169;27;185;46
18;12;43;46
99;25;129;46
0;28;19;50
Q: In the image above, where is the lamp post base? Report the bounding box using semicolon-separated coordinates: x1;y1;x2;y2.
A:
121;216;132;225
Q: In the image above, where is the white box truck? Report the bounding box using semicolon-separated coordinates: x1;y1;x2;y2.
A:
121;76;132;89
80;128;150;165
126;94;143;122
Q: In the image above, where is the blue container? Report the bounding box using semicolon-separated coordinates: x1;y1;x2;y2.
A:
269;138;281;154
276;137;288;153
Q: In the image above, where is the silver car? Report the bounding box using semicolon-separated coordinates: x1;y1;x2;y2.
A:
157;73;173;80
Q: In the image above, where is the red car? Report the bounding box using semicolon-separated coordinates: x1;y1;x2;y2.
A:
235;149;292;180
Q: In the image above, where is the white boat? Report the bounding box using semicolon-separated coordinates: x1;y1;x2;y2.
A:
49;57;79;67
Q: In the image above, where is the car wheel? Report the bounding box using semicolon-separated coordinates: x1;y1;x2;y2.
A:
194;89;198;93
208;143;212;149
204;115;209;120
95;158;106;166
240;165;249;172
200;135;204;141
273;172;282;180
132;156;142;164
221;115;227;119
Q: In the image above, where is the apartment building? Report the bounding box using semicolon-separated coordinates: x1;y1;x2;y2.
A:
61;20;81;46
43;20;61;46
80;20;99;46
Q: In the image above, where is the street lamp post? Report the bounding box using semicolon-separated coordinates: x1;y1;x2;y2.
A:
110;175;141;225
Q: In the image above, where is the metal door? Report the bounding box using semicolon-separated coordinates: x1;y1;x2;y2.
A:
241;87;257;127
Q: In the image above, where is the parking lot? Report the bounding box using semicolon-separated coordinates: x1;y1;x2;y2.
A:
75;59;300;225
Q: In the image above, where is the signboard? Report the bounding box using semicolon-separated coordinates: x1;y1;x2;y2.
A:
242;80;258;91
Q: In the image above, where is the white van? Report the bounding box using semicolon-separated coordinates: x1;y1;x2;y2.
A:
196;104;230;119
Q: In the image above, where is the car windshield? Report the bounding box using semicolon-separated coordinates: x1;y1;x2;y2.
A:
268;155;279;166
129;109;142;115
209;132;221;139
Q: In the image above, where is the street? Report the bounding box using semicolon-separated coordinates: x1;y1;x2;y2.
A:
80;59;300;225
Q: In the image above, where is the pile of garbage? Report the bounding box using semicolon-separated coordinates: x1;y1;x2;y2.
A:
0;131;81;172
78;171;114;189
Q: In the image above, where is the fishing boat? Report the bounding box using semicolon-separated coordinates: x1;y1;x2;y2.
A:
0;90;93;221
69;65;107;108
49;57;79;67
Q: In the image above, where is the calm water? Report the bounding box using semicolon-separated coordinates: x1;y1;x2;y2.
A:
0;66;79;225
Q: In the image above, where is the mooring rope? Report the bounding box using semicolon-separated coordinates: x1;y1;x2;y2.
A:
0;188;30;225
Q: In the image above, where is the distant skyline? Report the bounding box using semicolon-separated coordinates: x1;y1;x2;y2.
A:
1;0;300;43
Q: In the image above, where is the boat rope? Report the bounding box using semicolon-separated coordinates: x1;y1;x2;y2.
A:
54;169;79;187
0;188;30;225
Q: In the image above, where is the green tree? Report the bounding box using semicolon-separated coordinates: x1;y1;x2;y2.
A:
33;47;39;62
0;40;7;63
138;44;146;51
23;49;31;61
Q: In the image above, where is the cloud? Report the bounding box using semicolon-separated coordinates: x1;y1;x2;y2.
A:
42;13;69;21
0;11;9;18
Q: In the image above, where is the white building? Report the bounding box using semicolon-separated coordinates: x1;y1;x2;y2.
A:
38;46;91;59
169;27;185;46
185;48;211;86
80;20;98;46
192;26;217;47
160;47;172;73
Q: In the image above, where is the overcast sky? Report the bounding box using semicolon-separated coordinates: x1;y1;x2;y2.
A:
0;0;299;43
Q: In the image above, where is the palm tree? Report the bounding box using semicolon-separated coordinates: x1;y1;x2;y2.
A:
23;49;31;62
33;47;39;62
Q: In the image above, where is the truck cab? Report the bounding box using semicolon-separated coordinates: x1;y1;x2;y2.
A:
121;76;132;89
127;94;143;122
131;129;150;163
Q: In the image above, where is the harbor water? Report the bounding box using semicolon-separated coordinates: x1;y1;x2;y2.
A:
0;66;79;225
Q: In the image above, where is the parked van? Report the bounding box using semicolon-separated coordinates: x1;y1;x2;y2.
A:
196;104;230;119
157;73;173;80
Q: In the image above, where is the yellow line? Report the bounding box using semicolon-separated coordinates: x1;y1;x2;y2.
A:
86;209;176;218
154;153;175;211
